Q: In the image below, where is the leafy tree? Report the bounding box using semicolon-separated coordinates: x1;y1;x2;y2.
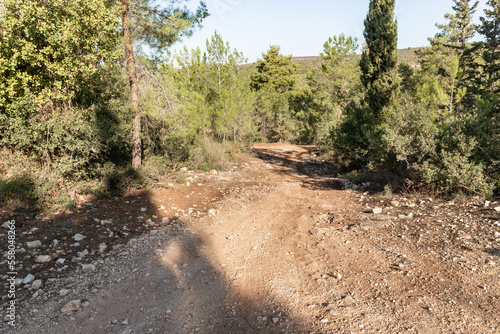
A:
0;0;119;110
360;0;399;119
0;0;124;177
118;0;208;169
251;46;298;141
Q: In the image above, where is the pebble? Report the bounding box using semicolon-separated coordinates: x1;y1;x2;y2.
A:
390;200;400;207
494;206;500;212
372;207;383;214
59;289;72;297
210;169;218;175
180;167;188;173
31;279;43;290
272;317;280;324
73;234;85;241
26;240;42;249
99;244;108;253
23;274;35;284
61;300;81;313
81;264;96;273
1;221;12;229
57;258;66;265
122;318;129;325
35;255;51;263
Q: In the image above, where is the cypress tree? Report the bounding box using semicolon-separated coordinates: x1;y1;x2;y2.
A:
360;0;399;119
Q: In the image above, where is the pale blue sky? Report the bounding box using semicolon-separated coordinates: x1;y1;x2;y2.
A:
174;0;489;63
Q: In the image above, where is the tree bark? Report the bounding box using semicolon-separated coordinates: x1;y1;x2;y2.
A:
121;0;141;170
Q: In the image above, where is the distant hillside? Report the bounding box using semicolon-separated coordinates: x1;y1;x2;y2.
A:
292;47;423;73
243;47;424;79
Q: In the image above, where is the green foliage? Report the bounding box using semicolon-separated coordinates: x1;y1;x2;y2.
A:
251;46;298;93
0;0;120;109
251;46;298;142
420;130;493;196
430;0;479;48
332;102;380;168
381;93;438;166
360;0;399;119
415;47;467;119
477;0;500;98
320;34;360;109
127;0;209;57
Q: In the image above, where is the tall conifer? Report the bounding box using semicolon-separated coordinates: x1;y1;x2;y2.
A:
360;0;399;119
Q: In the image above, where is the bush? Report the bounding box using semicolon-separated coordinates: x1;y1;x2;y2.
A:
332;102;381;169
189;137;228;171
380;94;494;197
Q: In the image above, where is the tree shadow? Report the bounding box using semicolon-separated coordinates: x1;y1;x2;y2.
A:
483;248;500;257
251;146;344;191
3;181;310;333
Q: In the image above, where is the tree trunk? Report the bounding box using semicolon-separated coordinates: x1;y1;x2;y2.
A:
121;0;141;170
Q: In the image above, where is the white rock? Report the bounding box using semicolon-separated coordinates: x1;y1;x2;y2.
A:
65;210;73;215
35;255;52;263
1;221;11;229
73;234;85;241
23;274;35;284
31;279;43;290
81;264;96;273
140;207;147;212
61;300;81;313
210;169;218;175
180;167;188;173
494;206;500;212
57;258;66;265
26;240;42;249
99;244;108;253
372;207;383;214
208;209;217;217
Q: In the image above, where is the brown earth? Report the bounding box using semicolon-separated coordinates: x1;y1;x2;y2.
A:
1;143;500;333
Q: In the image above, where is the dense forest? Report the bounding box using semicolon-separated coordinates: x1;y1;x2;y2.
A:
0;0;499;211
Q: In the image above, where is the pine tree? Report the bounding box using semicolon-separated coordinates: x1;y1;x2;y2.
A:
360;0;399;119
119;0;208;169
430;0;479;49
478;0;500;96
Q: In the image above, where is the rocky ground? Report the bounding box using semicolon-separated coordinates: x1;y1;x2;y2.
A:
1;143;499;333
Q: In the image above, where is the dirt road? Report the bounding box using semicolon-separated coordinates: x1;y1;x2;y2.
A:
3;143;500;333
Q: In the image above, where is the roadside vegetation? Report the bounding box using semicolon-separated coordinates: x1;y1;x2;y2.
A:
1;0;499;212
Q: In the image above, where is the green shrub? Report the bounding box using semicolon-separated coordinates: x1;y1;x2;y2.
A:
332;102;381;169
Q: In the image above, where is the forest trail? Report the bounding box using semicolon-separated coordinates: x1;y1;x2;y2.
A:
4;143;500;333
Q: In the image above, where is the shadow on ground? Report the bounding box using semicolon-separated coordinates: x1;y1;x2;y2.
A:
251;146;344;191
2;174;309;333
